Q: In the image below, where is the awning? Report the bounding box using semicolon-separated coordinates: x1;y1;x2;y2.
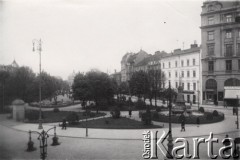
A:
224;87;240;99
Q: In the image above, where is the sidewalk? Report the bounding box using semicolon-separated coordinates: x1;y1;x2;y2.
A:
1;102;239;141
9;113;239;140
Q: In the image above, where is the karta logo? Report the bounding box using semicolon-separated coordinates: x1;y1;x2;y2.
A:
142;131;240;159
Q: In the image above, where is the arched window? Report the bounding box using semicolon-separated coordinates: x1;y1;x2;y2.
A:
206;79;217;89
208;5;214;12
224;78;240;86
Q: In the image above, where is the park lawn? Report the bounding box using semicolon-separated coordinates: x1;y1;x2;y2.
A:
68;117;162;129
25;110;106;123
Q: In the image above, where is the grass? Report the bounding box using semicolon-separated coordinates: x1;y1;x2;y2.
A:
25;110;106;123
68;117;162;129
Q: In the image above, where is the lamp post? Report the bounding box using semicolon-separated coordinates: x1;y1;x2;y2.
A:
32;39;43;129
197;80;200;110
166;81;173;159
27;126;60;160
85;101;88;137
236;96;239;129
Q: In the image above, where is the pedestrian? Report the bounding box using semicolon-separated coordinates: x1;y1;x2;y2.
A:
233;107;236;115
181;119;185;132
224;101;227;108
129;109;132;117
233;146;239;160
62;118;67;130
223;134;230;154
196;117;200;127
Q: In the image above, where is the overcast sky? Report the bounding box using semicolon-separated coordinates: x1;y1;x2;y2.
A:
0;0;203;80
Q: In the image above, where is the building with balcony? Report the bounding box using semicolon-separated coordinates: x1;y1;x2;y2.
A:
201;1;240;106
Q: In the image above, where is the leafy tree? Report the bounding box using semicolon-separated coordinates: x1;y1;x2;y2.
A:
72;70;116;112
118;81;129;97
129;70;149;101
0;66;66;105
147;69;166;107
0;70;10;111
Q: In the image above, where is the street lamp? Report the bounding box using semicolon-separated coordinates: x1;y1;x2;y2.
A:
197;80;200;110
166;81;173;159
236;96;239;129
32;39;43;129
27;126;60;160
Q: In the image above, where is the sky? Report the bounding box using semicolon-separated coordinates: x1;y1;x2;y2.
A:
0;0;203;80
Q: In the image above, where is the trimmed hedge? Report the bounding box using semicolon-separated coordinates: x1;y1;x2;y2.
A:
152;110;224;124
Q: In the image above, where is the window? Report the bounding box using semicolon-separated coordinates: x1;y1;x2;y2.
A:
208;5;214;12
239;60;240;70
175;71;178;78
225;30;232;39
159;63;161;69
182;83;184;90
225;44;233;57
176;82;178;88
181;60;184;67
187;59;189;66
169;72;171;78
208;61;214;72
226;60;232;71
169;62;171;68
175;61;177;67
193;70;196;77
208;16;214;25
181;71;184;77
237;43;240;55
208;31;214;40
238;29;240;38
163;63;165;69
226;14;233;22
193;83;196;90
187;83;190;90
193;59;196;65
207;44;214;55
187;71;190;77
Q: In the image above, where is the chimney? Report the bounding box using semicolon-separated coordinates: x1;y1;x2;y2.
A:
174;48;181;53
190;43;198;48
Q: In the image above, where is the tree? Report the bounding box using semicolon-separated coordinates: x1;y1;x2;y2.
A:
0;70;10;112
147;69;166;107
129;70;149;102
117;81;129;100
72;72;92;104
72;70;116;113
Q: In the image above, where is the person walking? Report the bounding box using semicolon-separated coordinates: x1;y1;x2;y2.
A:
223;134;230;154
181;119;185;132
62;118;67;130
129;109;132;118
196;117;200;127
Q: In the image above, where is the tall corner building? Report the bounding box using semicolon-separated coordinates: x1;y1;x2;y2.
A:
201;0;240;106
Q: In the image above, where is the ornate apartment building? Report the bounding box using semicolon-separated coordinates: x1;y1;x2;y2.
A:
120;44;202;104
201;1;240;106
159;44;201;104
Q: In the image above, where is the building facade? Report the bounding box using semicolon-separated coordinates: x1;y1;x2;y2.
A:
157;45;201;104
120;45;202;104
121;50;149;82
201;1;240;106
